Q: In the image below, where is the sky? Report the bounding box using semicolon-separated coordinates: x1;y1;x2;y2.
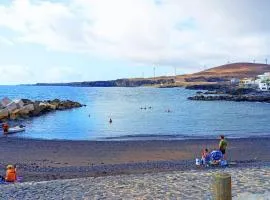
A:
0;0;270;84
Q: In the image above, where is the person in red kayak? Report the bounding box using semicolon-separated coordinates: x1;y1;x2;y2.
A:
2;123;9;134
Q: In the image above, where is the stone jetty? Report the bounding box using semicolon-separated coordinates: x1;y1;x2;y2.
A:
0;97;85;121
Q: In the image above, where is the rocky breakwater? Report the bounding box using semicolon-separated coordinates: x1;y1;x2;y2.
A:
188;94;270;103
0;97;85;121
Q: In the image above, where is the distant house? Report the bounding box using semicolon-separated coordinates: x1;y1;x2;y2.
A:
239;78;256;88
255;72;270;91
257;72;270;81
258;82;269;91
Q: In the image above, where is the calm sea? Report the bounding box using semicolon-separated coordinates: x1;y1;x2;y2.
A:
1;86;270;140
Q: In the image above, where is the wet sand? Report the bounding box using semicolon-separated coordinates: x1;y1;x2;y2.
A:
0;137;269;182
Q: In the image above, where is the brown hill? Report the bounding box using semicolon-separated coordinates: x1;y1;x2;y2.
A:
195;62;270;78
174;62;270;86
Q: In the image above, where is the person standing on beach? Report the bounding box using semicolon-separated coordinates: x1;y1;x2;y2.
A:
219;135;228;159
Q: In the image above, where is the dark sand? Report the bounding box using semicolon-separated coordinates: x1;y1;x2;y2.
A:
0;137;269;182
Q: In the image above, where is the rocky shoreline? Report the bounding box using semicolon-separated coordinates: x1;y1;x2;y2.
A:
188;94;270;102
188;86;270;103
0;97;85;122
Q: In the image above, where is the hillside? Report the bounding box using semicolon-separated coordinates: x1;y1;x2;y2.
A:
33;62;270;88
174;62;270;86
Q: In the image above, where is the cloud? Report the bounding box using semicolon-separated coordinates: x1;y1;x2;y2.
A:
0;65;84;85
0;36;13;46
0;65;33;85
42;67;84;83
0;0;270;69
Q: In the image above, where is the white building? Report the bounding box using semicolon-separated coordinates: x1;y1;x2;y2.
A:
258;82;269;91
257;72;270;81
255;72;270;91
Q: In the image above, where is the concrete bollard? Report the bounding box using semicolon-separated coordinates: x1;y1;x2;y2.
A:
213;173;232;200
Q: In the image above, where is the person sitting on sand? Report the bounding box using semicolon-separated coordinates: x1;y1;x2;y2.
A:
219;135;228;159
5;165;17;182
201;148;210;165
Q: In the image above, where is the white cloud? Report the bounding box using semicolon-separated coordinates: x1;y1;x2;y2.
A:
0;36;13;46
0;65;33;85
0;0;270;69
0;65;84;85
42;67;84;83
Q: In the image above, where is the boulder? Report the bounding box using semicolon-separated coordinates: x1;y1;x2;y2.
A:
22;104;35;112
21;99;33;105
30;102;45;116
17;104;35;117
6;102;18;112
0;98;83;119
14;99;24;109
0;97;11;107
10;109;21;120
47;103;57;110
0;108;9;120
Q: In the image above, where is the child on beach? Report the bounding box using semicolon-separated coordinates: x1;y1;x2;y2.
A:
201;148;210;165
5;165;17;182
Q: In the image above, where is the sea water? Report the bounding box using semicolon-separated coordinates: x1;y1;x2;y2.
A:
0;85;270;140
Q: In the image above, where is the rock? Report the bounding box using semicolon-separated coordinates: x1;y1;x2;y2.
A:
0;108;9;120
10;109;21;120
1;97;83;120
22;104;35;112
226;88;257;95
0;97;11;107
47;104;57;110
186;84;229;91
6;101;18;112
16;104;35;118
21;99;33;105
188;94;270;103
30;102;46;116
13;99;24;109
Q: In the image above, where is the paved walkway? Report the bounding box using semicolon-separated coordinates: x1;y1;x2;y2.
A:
0;166;269;200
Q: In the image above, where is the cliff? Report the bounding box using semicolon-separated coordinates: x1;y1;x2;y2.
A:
36;78;175;87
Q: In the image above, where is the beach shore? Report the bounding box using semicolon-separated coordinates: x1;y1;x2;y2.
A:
0;137;270;182
0;166;269;199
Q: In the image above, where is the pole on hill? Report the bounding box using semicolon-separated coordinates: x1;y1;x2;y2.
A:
266;58;268;65
153;66;156;80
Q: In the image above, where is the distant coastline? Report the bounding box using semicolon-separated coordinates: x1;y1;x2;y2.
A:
25;78;175;87
22;62;270;88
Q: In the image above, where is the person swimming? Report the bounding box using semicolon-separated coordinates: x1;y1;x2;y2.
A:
109;118;112;123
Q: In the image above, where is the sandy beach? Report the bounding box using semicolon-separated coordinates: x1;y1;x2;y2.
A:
0;137;270;182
